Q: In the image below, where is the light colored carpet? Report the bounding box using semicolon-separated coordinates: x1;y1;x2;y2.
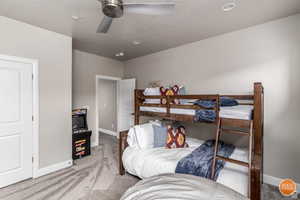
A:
0;134;138;200
0;133;298;200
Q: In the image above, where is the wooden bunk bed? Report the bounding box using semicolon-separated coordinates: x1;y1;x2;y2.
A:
119;82;264;200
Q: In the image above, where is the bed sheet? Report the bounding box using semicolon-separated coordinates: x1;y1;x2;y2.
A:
140;105;253;120
123;138;249;196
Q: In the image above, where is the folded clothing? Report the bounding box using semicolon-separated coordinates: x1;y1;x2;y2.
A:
220;97;239;107
194;97;239;108
143;87;161;104
194;99;215;108
193;97;239;122
194;110;216;122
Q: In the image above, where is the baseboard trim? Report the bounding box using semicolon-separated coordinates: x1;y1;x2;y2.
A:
34;160;73;178
91;142;98;147
264;174;300;193
99;128;117;137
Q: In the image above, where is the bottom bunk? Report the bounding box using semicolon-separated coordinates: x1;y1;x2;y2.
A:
122;137;249;196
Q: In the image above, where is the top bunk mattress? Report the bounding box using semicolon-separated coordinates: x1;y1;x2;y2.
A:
140;105;253;120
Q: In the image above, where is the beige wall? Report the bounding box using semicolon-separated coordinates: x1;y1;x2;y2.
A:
0;16;72;168
72;50;124;145
98;79;117;132
125;14;300;182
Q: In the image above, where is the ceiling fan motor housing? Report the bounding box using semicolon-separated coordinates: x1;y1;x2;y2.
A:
101;0;123;18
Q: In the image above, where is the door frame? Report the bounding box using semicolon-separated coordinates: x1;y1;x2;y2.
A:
95;75;121;146
0;54;39;178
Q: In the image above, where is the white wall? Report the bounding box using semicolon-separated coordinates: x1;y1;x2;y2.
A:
72;50;124;145
98;79;117;132
0;16;72;169
124;14;300;183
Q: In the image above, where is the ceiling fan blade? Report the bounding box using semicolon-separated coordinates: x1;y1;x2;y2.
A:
97;16;113;33
123;2;175;15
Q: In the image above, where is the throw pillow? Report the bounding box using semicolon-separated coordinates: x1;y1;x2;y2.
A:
153;125;168;148
160;85;180;104
166;125;188;149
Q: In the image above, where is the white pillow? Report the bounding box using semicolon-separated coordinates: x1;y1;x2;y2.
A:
149;120;162;127
127;127;138;148
127;123;154;149
143;87;160;104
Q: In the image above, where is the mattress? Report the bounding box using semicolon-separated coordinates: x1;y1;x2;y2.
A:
121;174;248;200
140;105;253;120
123;138;249;196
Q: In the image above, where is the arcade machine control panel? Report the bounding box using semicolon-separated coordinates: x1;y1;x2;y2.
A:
72;109;92;160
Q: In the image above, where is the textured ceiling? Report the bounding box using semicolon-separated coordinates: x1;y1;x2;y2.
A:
0;0;300;61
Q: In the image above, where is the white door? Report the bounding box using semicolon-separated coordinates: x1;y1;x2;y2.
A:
118;79;136;132
0;57;33;188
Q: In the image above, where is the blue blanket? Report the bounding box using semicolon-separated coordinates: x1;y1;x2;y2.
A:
193;99;216;122
175;140;235;181
193;97;239;122
194;110;216;122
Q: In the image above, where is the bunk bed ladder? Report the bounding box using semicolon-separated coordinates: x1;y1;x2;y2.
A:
211;117;253;197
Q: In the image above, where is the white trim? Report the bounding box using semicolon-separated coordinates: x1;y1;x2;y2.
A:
264;174;300;193
32;61;39;179
116;82;120;139
96;74;122;81
95;75;121;146
117;79;136;135
99;128;117;137
34;160;73;178
91;141;98;148
0;54;39;179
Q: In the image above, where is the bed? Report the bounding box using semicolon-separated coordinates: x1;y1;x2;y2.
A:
123;137;249;196
121;174;249;200
119;83;264;200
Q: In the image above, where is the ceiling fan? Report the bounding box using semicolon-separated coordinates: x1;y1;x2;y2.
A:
97;0;175;33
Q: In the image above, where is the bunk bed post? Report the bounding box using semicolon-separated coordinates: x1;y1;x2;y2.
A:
166;95;171;117
134;89;141;125
119;130;129;175
215;95;220;123
250;82;264;200
253;82;264;155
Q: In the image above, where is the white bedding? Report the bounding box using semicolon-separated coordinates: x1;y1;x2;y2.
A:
123;138;249;196
140;105;253;120
121;174;249;200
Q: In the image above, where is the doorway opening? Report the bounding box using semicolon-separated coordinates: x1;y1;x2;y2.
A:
97;76;119;139
95;75;135;146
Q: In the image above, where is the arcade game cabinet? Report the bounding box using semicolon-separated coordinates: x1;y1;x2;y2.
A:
72;108;92;160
